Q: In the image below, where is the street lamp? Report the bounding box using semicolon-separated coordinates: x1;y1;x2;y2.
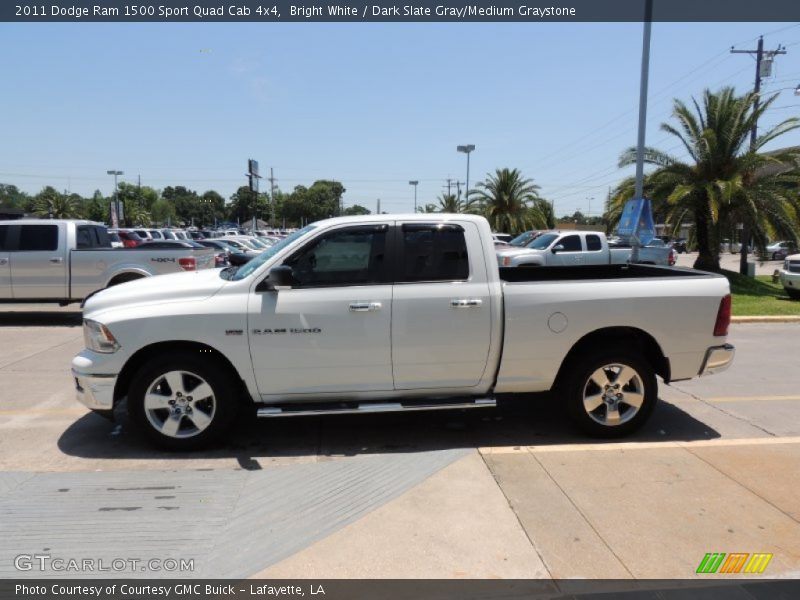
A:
586;196;595;222
408;180;419;212
457;144;475;203
106;170;123;227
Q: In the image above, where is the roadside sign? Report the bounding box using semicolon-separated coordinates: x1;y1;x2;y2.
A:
617;197;655;245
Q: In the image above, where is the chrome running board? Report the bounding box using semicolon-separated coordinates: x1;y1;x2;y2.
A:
257;397;496;418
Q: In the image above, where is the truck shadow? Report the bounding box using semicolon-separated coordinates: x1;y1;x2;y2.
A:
0;310;82;327
57;394;721;464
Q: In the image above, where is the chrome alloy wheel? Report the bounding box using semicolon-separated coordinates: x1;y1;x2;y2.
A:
582;363;645;427
143;370;216;439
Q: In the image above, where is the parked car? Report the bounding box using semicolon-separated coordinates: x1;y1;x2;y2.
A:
766;241;798;261
673;238;688;254
111;229;144;248
147;229;164;240
779;254;800;299
497;231;674;267
507;230;547;247
73;214;734;450
132;229;153;241
108;231;124;249
0;220;214;304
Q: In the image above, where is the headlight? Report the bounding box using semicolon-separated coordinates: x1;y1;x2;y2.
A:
83;319;120;353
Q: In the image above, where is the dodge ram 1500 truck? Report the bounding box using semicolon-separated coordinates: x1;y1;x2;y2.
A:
0;219;215;304
72;214;734;449
496;230;674;267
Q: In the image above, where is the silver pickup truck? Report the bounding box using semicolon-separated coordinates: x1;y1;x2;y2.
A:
0;219;214;304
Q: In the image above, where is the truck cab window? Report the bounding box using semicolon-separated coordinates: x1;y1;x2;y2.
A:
559;235;582;252
284;226;387;287
17;225;58;251
399;224;469;282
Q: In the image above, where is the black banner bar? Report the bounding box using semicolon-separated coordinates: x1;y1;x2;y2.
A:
2;580;800;600
4;0;800;22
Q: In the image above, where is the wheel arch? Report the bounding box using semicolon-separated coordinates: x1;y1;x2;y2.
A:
113;340;252;406
106;269;150;287
554;326;671;389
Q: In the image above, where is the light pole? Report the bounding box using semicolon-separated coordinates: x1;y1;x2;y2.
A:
106;170;123;227
457;144;475;203
586;196;595;223
408;180;419;212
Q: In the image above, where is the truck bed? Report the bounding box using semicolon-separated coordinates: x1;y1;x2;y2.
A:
499;263;711;283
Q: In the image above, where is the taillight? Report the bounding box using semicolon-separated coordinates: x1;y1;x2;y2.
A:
179;257;197;271
669;249;676;266
713;294;731;336
123;239;137;248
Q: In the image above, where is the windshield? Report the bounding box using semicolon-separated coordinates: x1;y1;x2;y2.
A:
230;225;317;281
527;232;559;250
509;231;536;247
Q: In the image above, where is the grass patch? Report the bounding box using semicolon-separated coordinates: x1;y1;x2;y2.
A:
721;269;800;316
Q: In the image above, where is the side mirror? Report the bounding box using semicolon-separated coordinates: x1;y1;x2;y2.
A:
551;244;565;254
257;265;295;291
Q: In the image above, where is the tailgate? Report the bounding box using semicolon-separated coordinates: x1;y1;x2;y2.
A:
192;247;216;270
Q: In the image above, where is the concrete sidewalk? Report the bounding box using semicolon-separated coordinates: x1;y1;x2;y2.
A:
257;439;800;579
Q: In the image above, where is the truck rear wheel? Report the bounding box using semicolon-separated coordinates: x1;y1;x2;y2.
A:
127;353;238;450
563;351;657;437
786;287;800;300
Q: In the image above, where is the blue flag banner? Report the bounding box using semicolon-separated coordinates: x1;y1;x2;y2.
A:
616;198;656;245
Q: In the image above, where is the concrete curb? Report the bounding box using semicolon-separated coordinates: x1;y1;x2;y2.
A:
732;315;800;323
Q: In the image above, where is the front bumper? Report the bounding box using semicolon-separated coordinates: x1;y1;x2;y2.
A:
72;370;116;410
780;270;799;289
699;344;735;376
72;352;119;411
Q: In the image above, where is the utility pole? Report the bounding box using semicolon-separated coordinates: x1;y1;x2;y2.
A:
408;180;419;213
268;167;276;228
731;36;786;275
631;0;652;264
377;198;381;214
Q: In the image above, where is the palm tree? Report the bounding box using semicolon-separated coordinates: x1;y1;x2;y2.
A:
470;168;544;233
618;87;800;271
32;188;83;219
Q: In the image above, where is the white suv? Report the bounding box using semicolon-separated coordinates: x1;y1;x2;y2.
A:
780;254;800;300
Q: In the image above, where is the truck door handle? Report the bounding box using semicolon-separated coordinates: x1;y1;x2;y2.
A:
349;302;382;312
450;299;483;308
49;257;63;264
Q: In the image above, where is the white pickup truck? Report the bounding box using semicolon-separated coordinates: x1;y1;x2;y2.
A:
0;219;215;304
72;214;734;450
497;230;674;267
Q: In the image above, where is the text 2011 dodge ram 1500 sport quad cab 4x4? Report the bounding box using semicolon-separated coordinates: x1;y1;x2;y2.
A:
72;214;735;450
0;219;215;304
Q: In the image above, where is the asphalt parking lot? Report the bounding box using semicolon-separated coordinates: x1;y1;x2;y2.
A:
0;304;799;580
675;251;785;275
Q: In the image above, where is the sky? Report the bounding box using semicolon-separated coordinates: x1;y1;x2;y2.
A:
1;21;799;218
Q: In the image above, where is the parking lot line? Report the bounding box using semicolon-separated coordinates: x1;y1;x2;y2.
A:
704;395;800;402
480;435;800;454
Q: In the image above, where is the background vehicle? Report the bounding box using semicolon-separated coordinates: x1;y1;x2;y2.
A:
672;238;688;253
767;241;798;261
73;214;733;450
0;219;214;304
108;232;123;249
779;254;800;299
111;229;143;248
497;231;674;267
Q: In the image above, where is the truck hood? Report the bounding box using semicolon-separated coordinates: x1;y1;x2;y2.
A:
83;269;227;317
496;247;547;257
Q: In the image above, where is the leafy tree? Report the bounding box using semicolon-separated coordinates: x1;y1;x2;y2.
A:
32;187;83;219
617;87;800;271
150;199;177;226
199;190;226;227
227;186;269;224
470;168;544;233
162;186;201;226
0;184;30;210
417;203;438;213
343;204;371;216
531;198;556;229
82;190;109;223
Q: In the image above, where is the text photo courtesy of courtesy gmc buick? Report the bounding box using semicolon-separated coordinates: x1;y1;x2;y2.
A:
72;215;735;450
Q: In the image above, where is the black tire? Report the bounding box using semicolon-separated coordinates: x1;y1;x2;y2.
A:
562;350;657;438
786;287;800;300
127;352;239;450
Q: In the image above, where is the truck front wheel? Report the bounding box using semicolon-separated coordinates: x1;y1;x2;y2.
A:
563;351;657;437
128;353;238;450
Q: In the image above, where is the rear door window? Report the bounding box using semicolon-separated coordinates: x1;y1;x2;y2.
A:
586;235;602;251
17;225;58;251
398;224;469;282
0;225;9;251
